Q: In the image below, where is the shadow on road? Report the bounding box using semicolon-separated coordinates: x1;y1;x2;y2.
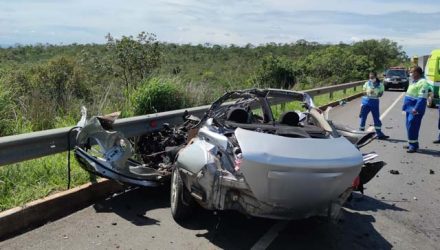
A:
177;207;394;250
93;186;169;226
384;138;408;144
345;194;408;212
182;209;275;249
178;196;396;249
416;148;440;157
91;187;395;249
268;210;393;250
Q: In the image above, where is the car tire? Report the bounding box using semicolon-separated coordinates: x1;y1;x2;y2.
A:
384;86;389;91
170;166;194;221
427;95;436;108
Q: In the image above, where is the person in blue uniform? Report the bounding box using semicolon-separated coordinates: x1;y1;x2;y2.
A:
359;72;389;139
402;66;431;153
434;88;440;144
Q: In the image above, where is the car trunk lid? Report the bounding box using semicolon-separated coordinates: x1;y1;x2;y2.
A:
234;127;362;208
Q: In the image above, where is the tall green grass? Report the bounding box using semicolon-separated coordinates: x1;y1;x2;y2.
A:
0;153;90;211
313;87;363;107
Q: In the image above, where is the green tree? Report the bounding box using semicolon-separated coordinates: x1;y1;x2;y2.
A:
352;39;408;72
30;56;87;112
0;36;410;134
298;46;373;86
252;55;297;89
106;32;162;91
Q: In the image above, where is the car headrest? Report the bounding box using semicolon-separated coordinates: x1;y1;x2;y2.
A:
279;111;300;126
226;108;249;123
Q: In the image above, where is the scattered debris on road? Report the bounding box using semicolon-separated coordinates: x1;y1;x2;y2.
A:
111;222;117;226
389;170;400;175
430;169;435;175
413;196;418;201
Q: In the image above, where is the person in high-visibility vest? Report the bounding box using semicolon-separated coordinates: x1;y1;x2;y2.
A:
359;72;389;139
402;66;431;152
434;87;440;144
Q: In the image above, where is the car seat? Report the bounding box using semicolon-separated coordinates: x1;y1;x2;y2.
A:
279;111;300;126
226;108;249;123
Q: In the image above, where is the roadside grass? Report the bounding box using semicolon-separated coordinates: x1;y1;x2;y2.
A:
313;87;363;107
0;153;90;212
271;87;363;119
0;85;363;212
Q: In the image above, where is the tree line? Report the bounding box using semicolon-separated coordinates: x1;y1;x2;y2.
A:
0;32;408;136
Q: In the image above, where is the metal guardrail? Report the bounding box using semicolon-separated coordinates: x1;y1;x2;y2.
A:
306;81;364;97
0;80;364;167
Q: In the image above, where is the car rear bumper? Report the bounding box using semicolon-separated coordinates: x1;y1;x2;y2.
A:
232;185;353;220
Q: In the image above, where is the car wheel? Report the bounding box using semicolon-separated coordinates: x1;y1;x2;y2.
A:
170;166;194;221
427;95;435;108
384;86;389;91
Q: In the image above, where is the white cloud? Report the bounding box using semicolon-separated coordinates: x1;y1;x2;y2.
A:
397;29;440;47
263;0;440;14
0;0;439;56
390;29;440;55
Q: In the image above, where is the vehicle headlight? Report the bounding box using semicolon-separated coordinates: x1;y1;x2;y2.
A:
385;78;391;82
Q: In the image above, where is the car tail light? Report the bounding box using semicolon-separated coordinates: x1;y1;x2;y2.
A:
234;153;242;171
234;158;242;171
352;176;360;189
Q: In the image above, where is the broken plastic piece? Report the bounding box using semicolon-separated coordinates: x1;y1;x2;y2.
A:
389;170;400;175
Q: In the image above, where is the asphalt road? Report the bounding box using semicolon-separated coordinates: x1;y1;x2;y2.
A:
1;91;440;250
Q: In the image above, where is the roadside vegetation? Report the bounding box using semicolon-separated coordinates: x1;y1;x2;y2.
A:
0;32;408;211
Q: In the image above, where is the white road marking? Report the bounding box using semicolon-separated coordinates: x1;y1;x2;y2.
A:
367;92;405;132
250;221;289;250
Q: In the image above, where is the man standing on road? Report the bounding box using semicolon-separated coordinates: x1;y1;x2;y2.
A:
434;87;440;144
402;66;431;152
359;72;389;139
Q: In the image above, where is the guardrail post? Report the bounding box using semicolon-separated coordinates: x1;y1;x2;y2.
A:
329;91;333;100
343;88;346;95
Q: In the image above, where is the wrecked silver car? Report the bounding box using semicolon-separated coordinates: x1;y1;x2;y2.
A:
74;89;383;221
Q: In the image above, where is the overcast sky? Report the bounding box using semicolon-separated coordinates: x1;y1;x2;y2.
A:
1;0;439;56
